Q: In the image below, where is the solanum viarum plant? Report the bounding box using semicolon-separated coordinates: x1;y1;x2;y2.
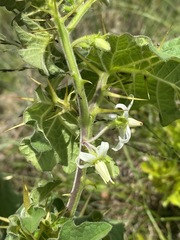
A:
0;0;179;239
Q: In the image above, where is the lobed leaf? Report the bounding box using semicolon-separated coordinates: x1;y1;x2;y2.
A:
86;33;180;125
20;206;46;234
14;14;62;76
19;91;79;172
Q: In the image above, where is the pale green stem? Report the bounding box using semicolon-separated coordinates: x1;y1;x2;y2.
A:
89;71;109;110
67;0;97;32
50;0;90;136
88;125;109;143
145;206;166;240
71;35;94;47
49;0;90;216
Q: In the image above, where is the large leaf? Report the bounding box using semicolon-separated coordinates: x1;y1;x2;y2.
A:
14;14;62;76
59;220;112;240
14;21;50;75
19;88;79;172
86;33;180;125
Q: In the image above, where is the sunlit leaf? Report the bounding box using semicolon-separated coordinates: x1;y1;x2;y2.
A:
86;33;180;125
14;14;62;76
161;37;180;59
20;206;46;233
14;22;50;75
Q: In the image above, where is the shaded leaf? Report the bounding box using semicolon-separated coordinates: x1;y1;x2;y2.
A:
20;99;79;172
30;131;52;152
31;180;62;203
59;220;112;240
0;174;22;218
19;138;59;171
107;222;124;240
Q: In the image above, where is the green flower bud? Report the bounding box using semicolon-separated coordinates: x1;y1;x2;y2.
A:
94;38;111;52
62;5;73;13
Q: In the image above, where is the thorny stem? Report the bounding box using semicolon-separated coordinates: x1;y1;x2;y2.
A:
49;0;91;216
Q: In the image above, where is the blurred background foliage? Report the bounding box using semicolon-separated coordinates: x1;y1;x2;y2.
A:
0;0;180;239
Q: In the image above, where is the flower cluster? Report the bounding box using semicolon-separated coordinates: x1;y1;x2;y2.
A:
111;96;142;151
77;96;142;184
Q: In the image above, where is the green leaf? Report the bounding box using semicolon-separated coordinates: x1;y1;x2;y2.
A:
30;0;46;7
53;198;65;212
31;180;61;203
107;222;124;240
162;181;180;207
19;98;79;172
86;33;180;125
106;160;120;179
14;21;50;75
19;138;60;171
20;206;46;234
6;214;34;240
4;233;20;240
161;37;180;59
6;215;20;236
59;220;112;240
30;131;52;152
5;0;16;11
74;211;103;226
14;14;62;76
0;174;22;218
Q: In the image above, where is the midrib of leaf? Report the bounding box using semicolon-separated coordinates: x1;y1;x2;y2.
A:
38;105;52;129
110;63;180;91
147;72;180;91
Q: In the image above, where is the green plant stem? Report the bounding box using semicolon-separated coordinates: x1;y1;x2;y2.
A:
145;206;166;240
66;167;86;216
160;216;180;222
51;1;89;130
49;0;90;216
67;0;97;32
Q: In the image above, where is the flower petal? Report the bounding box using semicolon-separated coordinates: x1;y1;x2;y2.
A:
123;125;131;141
96;141;109;157
112;126;131;151
112;138;124;151
115;103;127;110
115;103;129;118
76;157;92;169
95;161;114;184
79;152;95;162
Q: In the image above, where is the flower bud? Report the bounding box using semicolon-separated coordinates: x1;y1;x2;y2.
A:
94;38;111;52
128;118;143;127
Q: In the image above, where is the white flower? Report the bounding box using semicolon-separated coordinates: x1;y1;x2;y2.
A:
77;142;114;184
111;95;142;151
